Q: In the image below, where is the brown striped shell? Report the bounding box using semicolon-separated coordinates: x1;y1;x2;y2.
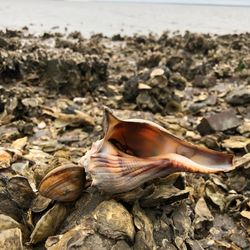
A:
39;164;85;202
80;108;234;194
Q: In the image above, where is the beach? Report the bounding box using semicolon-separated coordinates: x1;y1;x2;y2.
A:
0;1;250;249
0;0;249;36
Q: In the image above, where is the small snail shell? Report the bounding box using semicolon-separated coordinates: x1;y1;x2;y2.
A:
39;164;85;202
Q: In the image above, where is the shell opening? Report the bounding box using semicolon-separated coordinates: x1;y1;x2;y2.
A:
105;120;233;173
107;122;168;158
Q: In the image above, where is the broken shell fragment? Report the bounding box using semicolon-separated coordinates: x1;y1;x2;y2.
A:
39;164;85;202
81;108;234;194
31;194;52;213
7;176;35;209
30;203;68;244
132;201;156;249
0;149;12;169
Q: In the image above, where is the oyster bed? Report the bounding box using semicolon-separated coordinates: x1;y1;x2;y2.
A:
0;29;250;249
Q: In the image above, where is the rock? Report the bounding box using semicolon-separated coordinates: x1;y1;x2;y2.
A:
0;37;8;48
111;240;132;250
45;52;108;95
0;150;12;169
184;32;216;53
140;183;189;208
59;191;105;233
226;88;250;105
46;217;118;250
241;210;250;220
150;68;165;78
194;198;214;234
213;63;233;78
237;122;250;135
136;92;159;113
123;76;139;101
0;192;23;222
0;214;29;242
0;51;22;80
6;176;35;209
0;214;22;231
169;72;187;90
45;218;96;250
138;83;151;90
193;74;216;88
132;202;156;250
92;200;135;241
222;136;250;152
189;102;206;114
46;59;81;93
30;203;68;244
124;68;183;114
172;203;191;242
0;228;23;250
197;110;241;135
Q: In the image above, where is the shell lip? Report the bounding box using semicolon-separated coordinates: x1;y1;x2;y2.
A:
103;109;234;164
104;108;231;157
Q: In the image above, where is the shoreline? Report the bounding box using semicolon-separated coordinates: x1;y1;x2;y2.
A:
0;1;249;37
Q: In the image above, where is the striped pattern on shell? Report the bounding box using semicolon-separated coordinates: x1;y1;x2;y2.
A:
39;164;85;202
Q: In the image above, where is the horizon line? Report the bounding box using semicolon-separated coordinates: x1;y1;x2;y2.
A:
67;0;250;7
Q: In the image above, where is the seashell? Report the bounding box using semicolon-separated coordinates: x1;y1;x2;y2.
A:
39;108;234;201
7;176;35;209
29;203;68;244
81;108;234;194
39;164;85;202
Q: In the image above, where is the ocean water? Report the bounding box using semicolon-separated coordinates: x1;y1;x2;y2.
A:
68;0;250;6
0;0;249;36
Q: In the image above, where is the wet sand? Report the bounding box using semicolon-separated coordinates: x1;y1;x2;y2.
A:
0;0;249;36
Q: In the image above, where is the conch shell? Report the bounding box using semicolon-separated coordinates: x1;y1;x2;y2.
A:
81;108;234;194
39;108;234;201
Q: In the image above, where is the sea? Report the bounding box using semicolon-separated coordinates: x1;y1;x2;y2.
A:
0;0;249;36
72;0;250;6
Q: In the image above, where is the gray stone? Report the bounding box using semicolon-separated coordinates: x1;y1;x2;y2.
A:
226;88;250;105
193;74;216;88
197;109;242;135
